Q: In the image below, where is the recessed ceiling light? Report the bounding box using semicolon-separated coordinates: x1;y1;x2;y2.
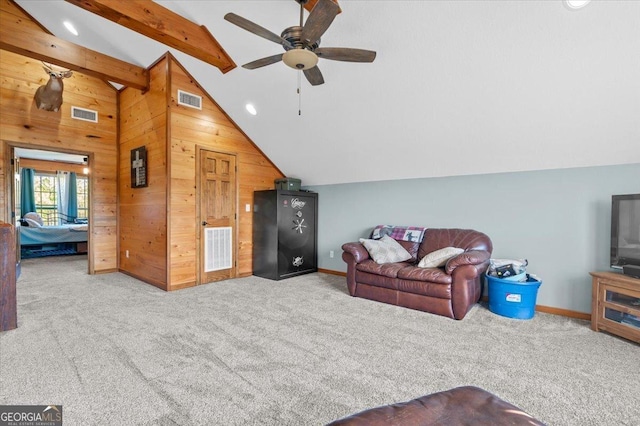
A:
63;21;78;36
564;0;591;10
245;103;257;116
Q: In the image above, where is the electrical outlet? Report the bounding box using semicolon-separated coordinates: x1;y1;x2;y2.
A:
125;250;129;258
329;250;334;258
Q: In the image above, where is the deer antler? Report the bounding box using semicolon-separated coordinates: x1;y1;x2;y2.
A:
41;61;73;78
35;61;73;112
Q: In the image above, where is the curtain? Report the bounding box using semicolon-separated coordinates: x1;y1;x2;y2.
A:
56;171;68;222
67;172;78;220
56;171;78;222
20;168;36;215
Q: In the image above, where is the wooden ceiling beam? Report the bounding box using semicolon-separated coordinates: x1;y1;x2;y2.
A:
303;0;341;14
65;0;236;74
0;0;148;90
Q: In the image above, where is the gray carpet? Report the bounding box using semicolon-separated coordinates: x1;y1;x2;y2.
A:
1;256;639;425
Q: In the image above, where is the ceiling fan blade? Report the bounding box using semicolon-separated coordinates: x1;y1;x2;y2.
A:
315;48;377;63
301;0;340;45
224;13;292;49
303;66;325;86
242;54;284;70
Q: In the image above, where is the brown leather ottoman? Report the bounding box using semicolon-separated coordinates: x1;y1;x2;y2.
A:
327;386;545;425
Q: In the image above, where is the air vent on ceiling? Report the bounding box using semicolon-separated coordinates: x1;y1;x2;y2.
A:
177;90;202;110
71;106;98;123
204;227;232;272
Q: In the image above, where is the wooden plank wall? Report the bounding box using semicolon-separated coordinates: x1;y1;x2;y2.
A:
167;56;284;288
118;57;168;289
0;49;118;273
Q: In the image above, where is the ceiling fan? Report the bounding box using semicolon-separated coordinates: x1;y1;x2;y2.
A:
224;0;376;86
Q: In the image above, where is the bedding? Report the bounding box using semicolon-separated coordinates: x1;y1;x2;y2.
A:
20;224;88;246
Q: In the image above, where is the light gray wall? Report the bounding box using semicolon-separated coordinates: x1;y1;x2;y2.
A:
306;163;640;314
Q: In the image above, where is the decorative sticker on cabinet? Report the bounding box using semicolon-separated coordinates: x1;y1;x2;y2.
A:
291;198;306;209
293;256;304;267
296;211;303;218
293;219;307;234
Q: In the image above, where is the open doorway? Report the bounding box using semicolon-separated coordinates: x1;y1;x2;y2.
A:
12;146;90;270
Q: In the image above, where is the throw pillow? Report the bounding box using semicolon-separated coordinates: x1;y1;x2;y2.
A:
24;212;44;226
418;247;464;268
360;235;412;264
24;218;42;228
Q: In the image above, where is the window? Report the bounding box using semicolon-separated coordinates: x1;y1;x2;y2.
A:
29;171;89;225
76;176;88;219
34;173;57;225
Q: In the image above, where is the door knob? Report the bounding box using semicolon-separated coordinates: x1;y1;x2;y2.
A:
202;221;208;226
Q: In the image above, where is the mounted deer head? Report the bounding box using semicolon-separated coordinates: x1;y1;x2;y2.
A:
34;65;73;112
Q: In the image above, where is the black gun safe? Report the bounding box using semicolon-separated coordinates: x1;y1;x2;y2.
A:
252;190;318;280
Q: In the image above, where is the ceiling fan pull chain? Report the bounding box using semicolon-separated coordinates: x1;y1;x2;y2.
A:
298;70;302;115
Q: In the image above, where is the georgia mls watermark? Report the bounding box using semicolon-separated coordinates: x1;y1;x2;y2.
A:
0;405;62;426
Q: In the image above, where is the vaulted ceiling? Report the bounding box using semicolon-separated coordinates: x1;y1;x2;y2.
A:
12;0;640;185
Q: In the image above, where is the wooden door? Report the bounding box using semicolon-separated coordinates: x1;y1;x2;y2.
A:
10;151;17;223
198;149;237;284
11;150;20;268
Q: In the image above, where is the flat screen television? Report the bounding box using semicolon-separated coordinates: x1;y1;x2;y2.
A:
610;194;640;275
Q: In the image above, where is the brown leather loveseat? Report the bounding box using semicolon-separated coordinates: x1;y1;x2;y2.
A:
342;228;493;320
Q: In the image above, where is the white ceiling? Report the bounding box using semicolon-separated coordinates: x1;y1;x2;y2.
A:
14;0;640;185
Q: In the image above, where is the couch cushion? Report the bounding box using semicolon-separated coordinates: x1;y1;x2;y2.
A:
355;271;402;290
359;235;412;264
418;247;464;268
396;279;452;299
356;260;412;278
418;229;493;260
397;266;452;284
397;240;420;263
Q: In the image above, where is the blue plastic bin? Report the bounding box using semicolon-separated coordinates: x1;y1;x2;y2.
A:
486;273;541;319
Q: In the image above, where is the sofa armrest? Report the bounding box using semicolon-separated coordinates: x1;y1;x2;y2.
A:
445;250;491;275
342;242;369;296
342;242;370;264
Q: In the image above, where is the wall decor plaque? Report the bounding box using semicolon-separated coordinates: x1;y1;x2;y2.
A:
131;146;148;188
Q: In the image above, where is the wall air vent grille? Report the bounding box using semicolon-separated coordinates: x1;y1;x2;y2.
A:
204;227;232;272
71;106;98;123
177;90;202;110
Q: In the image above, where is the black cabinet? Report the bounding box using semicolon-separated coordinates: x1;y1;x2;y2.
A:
252;190;318;280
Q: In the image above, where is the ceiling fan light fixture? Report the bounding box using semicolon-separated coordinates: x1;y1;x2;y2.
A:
282;49;318;70
564;0;591;10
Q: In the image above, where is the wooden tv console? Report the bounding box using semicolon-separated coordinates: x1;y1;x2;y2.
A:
590;271;640;343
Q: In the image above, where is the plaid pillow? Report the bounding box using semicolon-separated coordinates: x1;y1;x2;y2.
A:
371;225;427;242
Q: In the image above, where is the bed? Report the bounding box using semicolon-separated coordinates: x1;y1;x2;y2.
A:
19;212;88;257
20;224;88;246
